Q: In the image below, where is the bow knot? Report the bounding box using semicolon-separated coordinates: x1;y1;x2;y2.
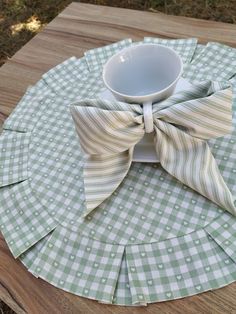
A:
70;80;236;218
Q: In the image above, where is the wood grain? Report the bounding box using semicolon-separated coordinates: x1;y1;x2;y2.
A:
0;3;236;313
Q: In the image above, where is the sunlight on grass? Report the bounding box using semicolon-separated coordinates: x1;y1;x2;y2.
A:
10;15;44;35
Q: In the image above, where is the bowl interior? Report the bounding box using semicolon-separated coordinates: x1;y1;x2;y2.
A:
103;44;182;97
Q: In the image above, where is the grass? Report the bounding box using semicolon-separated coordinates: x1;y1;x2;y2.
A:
0;0;235;313
0;0;71;66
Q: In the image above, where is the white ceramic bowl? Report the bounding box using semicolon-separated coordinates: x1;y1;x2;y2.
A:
103;43;183;104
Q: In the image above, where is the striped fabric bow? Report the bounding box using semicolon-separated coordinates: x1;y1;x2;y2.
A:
70;80;236;218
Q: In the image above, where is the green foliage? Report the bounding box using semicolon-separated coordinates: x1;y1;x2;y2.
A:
0;0;71;65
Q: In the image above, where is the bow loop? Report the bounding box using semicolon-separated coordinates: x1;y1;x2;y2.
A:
70;100;144;155
153;81;232;140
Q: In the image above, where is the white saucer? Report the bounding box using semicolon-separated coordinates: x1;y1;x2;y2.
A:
98;78;193;163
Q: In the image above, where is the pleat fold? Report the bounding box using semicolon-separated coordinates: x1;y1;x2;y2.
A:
84;39;132;72
3;81;54;132
0;131;30;187
125;227;236;304
184;42;236;83
143;37;198;63
205;213;236;263
0;180;58;257
42;57;90;93
29;225;125;304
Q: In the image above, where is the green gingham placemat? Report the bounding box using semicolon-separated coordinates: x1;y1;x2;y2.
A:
0;38;236;306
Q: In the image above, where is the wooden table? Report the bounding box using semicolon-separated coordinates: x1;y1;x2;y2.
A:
0;3;236;313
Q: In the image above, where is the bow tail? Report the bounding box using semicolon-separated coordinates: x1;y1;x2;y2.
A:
154;121;236;216
82;148;134;217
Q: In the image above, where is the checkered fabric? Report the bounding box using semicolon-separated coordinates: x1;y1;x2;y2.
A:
30;224;124;304
3;82;51;132
205;212;236;262
192;44;205;60
20;233;53;273
0;180;57;257
126;228;236;303
0;38;236;306
84;39;132;71
0;132;30;187
42;57;90;93
183;42;236;83
143;37;197;63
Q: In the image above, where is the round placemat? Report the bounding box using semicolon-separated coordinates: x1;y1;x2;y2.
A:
0;38;236;306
